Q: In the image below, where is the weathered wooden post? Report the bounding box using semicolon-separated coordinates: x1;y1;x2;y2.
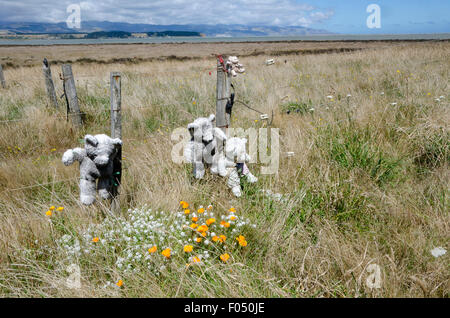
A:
110;72;122;214
0;64;6;89
61;64;82;127
216;55;231;134
42;58;58;108
215;55;232;173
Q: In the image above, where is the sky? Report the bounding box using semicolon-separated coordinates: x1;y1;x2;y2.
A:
0;0;449;34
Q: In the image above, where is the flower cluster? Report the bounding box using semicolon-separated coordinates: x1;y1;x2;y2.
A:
56;203;256;276
45;205;64;217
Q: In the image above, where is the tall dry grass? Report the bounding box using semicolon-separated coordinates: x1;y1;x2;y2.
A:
0;42;448;297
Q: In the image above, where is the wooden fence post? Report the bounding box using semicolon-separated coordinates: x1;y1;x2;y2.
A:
110;72;122;214
216;55;231;134
0;64;6;89
61;64;82;127
42;58;58;108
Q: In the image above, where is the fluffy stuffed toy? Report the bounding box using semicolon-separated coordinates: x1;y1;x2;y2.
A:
227;56;245;77
222;137;258;197
184;114;257;197
63;134;122;205
184;114;219;179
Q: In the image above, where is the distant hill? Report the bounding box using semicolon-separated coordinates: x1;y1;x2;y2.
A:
86;31;132;39
147;31;202;37
0;21;331;37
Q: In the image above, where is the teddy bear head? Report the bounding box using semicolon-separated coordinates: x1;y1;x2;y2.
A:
84;134;122;167
187;114;215;142
225;137;250;164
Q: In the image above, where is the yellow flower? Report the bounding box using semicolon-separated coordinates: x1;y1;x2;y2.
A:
148;246;157;253
219;235;227;242
206;218;216;226
220;221;231;228
162;248;171;258
207;205;213;211
51;148;57;152
180;201;189;209
45;210;52;217
197;207;205;214
49;206;55;210
196;237;202;243
192;256;201;264
192;216;198;222
200;232;207;237
190;223;198;229
427;92;431;96
397;70;401;73
56;207;64;211
220;253;230;262
116;280;123;287
229;207;236;213
212;236;220;242
230;216;237;221
184;245;193;253
184;209;190;215
236;235;247;247
92;237;99;243
197;225;208;233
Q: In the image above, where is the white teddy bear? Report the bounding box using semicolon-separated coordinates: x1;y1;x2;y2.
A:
222;137;258;197
62;134;122;205
183;114;217;179
184;115;257;197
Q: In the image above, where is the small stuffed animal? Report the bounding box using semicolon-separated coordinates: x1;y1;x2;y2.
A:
63;134;122;205
84;134;122;200
226;56;245;77
223;137;258;197
184;114;216;179
183;114;257;197
62;147;99;205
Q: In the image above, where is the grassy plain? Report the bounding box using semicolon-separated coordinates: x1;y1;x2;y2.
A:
0;40;448;297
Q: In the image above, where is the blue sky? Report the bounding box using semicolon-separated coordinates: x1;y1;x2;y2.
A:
0;0;449;34
303;0;450;34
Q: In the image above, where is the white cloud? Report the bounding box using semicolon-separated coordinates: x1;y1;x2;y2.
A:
0;0;334;26
297;10;335;27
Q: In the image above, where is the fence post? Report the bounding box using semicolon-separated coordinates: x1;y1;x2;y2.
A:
61;64;82;127
42;58;58;108
216;55;231;134
0;64;6;89
110;72;122;214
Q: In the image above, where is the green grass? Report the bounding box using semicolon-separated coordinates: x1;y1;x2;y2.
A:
317;124;404;187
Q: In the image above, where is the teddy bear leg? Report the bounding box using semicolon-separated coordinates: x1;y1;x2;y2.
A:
242;163;258;183
97;176;112;200
80;179;97;205
193;162;205;179
210;155;219;175
227;168;242;197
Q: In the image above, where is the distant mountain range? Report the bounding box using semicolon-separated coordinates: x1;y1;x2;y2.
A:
0;21;331;37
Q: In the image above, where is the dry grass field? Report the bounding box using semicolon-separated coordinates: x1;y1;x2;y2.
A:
0;40;417;68
0;41;448;297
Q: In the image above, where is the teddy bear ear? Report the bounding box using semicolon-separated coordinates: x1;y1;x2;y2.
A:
85;135;98;147
187;123;200;130
208;114;215;122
